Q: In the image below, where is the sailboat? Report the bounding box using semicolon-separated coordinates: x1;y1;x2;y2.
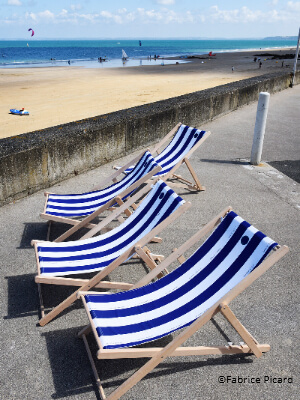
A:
122;49;128;61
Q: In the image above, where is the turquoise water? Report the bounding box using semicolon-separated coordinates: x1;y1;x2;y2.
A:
0;39;297;68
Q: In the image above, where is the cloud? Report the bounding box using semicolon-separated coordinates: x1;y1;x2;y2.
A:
210;4;300;24
38;10;55;20
7;0;22;5
155;0;175;4
25;11;36;21
3;4;300;30
117;8;127;14
287;1;300;11
70;4;82;11
25;9;54;21
210;6;263;23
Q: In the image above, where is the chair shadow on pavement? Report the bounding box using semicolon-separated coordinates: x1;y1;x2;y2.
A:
4;273;39;319
200;158;250;165
43;323;254;399
18;222;49;249
4;274;85;320
18;221;90;246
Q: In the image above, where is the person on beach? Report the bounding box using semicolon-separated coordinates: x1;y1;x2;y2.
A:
232;66;234;72
259;61;262;68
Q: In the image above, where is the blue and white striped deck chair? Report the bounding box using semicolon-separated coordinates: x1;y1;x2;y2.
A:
114;123;211;191
78;206;288;400
32;180;191;326
40;151;161;242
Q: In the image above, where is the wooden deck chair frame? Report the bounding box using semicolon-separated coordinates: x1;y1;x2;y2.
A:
77;206;289;400
114;123;211;192
32;179;191;327
40;150;161;241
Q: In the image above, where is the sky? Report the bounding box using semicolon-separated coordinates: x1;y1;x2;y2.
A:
0;0;299;39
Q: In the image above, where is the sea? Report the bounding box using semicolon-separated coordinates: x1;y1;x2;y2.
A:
0;39;297;69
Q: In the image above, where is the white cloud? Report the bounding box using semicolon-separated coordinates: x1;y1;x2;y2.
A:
210;4;300;24
4;4;300;30
60;9;68;17
38;10;55;20
70;4;82;11
25;11;36;21
287;1;300;11
156;0;175;4
268;0;278;5
117;8;127;14
7;0;22;5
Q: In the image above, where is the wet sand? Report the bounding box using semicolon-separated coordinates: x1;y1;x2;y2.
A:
0;49;295;139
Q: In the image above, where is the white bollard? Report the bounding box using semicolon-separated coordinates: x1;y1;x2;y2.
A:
250;92;270;165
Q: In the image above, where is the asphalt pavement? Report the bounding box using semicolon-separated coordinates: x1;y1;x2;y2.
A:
0;84;299;400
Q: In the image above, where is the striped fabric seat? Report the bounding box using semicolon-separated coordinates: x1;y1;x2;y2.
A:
122;124;207;176
37;180;185;277
84;211;277;349
45;151;159;218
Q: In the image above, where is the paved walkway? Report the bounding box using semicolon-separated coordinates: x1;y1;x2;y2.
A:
0;85;299;400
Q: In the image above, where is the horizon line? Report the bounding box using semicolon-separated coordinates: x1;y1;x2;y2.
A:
0;36;298;41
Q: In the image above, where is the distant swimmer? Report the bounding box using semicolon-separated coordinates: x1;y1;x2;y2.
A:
68;60;71;65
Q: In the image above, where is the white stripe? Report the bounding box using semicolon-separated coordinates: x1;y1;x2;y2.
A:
86;216;245;311
88;218;254;324
46;152;155;210
98;237;274;348
39;181;184;276
156;126;199;168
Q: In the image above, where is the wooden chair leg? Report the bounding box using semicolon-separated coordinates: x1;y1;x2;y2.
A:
37;282;45;319
183;158;205;191
82;334;106;400
220;303;263;358
135;246;166;279
46;221;52;241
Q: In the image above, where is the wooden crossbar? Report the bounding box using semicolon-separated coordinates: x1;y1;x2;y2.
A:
94;344;271;360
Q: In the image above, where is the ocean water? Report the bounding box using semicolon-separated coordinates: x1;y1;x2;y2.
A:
0;39;297;69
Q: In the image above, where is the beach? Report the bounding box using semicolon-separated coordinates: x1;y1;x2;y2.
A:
0;49;295;139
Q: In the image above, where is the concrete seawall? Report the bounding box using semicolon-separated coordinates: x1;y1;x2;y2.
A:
0;70;299;206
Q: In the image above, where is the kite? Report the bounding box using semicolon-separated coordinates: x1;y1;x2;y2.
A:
28;28;34;37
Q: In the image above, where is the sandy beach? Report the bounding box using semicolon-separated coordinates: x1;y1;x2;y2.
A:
0;49;295;139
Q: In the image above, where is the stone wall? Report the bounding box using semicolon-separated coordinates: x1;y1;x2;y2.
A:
0;70;299;206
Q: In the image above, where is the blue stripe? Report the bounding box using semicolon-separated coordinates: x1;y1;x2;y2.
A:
99;321;193;349
88;215;248;319
40;195;182;274
98;232;274;347
47;153;155;207
123;125;205;176
39;183;184;274
157;129;204;168
155;125;190;164
45;152;158;217
85;211;238;306
40;182;174;255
